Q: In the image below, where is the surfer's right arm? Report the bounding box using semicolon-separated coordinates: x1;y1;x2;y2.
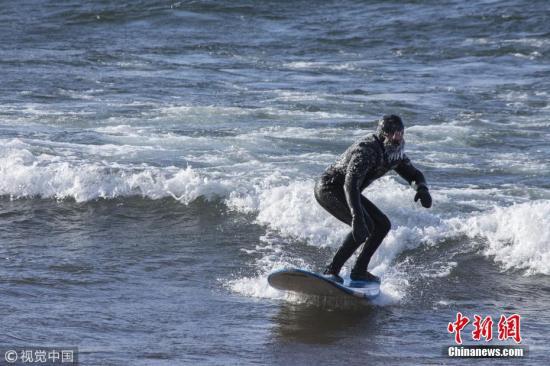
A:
343;145;376;243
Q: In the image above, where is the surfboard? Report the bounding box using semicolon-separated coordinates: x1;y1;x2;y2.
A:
268;268;380;300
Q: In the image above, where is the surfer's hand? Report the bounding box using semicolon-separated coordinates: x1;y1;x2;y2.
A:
414;187;432;208
352;216;369;243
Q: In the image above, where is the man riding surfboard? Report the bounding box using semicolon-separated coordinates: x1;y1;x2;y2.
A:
314;115;432;285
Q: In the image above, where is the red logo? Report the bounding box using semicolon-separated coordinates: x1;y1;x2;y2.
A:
448;313;522;344
447;312;470;344
472;315;493;341
498;314;521;343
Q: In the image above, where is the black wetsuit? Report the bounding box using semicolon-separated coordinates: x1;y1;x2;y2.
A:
314;133;429;276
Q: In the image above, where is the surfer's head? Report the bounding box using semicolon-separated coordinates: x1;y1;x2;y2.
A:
377;114;405;162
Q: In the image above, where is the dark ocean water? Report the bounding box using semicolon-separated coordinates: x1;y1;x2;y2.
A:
1;1;549;365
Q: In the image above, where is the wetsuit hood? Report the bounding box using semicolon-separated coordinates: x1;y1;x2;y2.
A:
377;114;404;136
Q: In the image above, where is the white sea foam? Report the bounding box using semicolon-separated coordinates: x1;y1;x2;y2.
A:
0;145;228;203
448;200;550;275
421;261;458;278
158;105;251;118
235;126;357;143
94;124;138;134
489;153;549;174
406;123;474;145
272;90;332;103
57;88;103;101
224;234;312;302
503;38;550;48
463;37;550;48
283;61;358;71
157;104;353;121
514;51;542;60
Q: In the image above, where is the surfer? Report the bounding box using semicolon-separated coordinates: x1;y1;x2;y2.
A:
314;115;432;284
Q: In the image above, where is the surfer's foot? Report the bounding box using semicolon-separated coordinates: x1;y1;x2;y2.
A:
323;266;344;284
350;270;381;284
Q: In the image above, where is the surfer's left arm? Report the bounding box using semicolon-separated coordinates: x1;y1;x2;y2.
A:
393;155;432;208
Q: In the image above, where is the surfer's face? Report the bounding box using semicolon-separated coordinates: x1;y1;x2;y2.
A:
382;129;405;162
385;130;404;147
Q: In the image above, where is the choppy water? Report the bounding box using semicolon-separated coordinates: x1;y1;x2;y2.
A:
1;1;549;365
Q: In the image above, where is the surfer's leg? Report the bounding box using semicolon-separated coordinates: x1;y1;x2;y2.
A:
314;183;375;275
350;196;391;280
327;203;377;273
325;232;358;272
314;185;356;277
314;182;352;225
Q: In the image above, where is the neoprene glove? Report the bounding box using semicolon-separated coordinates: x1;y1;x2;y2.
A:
414;187;432;208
